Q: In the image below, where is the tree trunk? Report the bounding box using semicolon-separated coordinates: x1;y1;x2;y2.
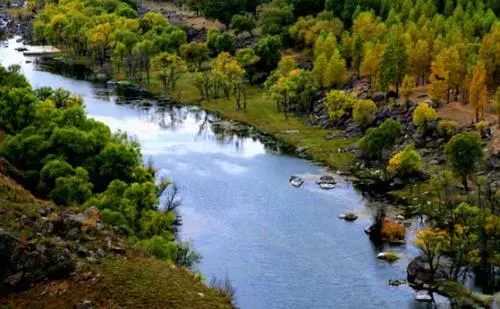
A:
462;174;469;192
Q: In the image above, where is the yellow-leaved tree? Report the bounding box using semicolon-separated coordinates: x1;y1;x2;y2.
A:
428;59;449;104
468;63;488;123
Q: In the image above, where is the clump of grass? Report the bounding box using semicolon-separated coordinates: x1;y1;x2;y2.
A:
209;274;237;305
377;251;401;262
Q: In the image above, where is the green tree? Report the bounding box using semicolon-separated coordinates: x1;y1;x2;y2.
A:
0;87;36;134
49;167;93;206
38;159;75;195
444;132;484;191
180;41;209;70
153;53;188;92
235;48;260;83
387;145;422;180
231;14;257;36
254;35;281;73
380;36;407;96
352;99;377;129
352;32;363;76
257;0;294;35
358;118;401;159
202;0;245;29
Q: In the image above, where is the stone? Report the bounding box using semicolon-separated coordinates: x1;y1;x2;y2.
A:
407;256;450;286
76;244;89;257
75;300;93;309
415;290;432;302
343;212;359;221
66;228;80;240
96;248;106;258
388;279;407;286
289;176;304;188
377;252;401;262
317;175;336;189
395;215;405;221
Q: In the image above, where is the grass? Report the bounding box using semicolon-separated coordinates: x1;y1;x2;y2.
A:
0;163;234;309
3;256;233;309
436;280;493;308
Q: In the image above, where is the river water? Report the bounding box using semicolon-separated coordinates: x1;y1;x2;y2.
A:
1;38;443;309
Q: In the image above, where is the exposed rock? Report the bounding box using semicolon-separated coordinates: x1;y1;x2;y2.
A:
415;290;433;302
407;256;450;287
377;252;401;262
0;229;75;292
389;279;407;286
289;176;304;187
343;212;359;221
75;300;93;309
316;175;336;190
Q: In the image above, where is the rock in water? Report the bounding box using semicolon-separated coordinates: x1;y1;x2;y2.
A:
343;212;359;221
415;290;432;302
317;175;336;190
289;176;304;187
377;252;401;262
407;256;450;287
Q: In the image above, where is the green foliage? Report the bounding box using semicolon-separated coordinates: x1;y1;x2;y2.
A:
201;0;245;28
324;90;358;120
49;167;93;206
352;99;377;128
138;235;179;260
387;145;422;178
257;0;294;35
380;35;407;93
180;41;209;70
444;132;483;190
253;35;282;73
38;159;75;195
413;102;437;132
359;118;401;159
438;120;458;136
231;14;256;36
235;48;260;83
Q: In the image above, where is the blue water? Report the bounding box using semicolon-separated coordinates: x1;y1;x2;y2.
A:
1;38;443;309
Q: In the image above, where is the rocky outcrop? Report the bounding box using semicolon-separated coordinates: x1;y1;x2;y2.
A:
407;256;450;287
0;228;75;292
289;176;304;187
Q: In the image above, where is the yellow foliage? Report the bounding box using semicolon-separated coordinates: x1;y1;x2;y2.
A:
469;63;488;122
381;220;406;241
413;102;437;130
428;60;449;102
438;120;458;136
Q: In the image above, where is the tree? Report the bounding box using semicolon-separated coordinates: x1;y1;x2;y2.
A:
414;228;449;283
254;35;281;73
437;47;461;103
400;74;415;103
358;118;402;159
324;48;347;87
235;48;260;83
231;14;256;36
387;145;422;181
360;42;385;88
214;33;235;54
429;59;449;103
352;32;363;76
38;159;75;195
324;90;358;120
133;39;156;84
495;87;500;127
49;167;93;206
312;53;328;88
413;102;437;133
380;36;407;96
444;132;484;191
352;99;377;129
0;87;36;134
469;63;488;122
153;53;187;92
257;0;294;35
202;0;245;29
180;41;209;70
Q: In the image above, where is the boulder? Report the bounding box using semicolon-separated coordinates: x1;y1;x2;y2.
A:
415;290;433;302
388;279;407;286
343;212;359;221
0;229;75;291
317;175;336;190
289;176;304;187
407;256;450;286
377;252;401;262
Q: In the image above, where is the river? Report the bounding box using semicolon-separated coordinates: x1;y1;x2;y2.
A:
1;38;445;309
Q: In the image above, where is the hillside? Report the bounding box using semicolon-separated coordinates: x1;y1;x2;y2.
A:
0;159;233;308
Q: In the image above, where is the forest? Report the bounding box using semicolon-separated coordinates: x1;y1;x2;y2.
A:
2;0;500;305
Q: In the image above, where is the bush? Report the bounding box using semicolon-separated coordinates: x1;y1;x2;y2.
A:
353;99;377;128
49;167;93;206
137;235;178;260
475;120;489;131
438;120;458;136
358;119;401;159
413;102;437;132
381;220;406;241
101;208;129;227
324;90;358;120
231;14;256;36
387;145;422;178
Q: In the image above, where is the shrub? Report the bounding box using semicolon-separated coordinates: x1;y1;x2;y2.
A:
101;208;129;227
381;219;406;241
387;145;422;178
353;99;377;128
358;119;401;159
324;90;358;120
413;102;437;132
475;120;489;131
438;120;458;136
137;235;178;260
